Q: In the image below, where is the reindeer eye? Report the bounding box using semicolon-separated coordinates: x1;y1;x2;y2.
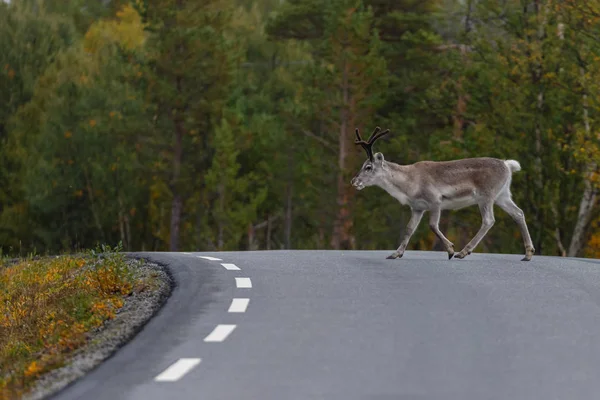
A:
365;165;373;171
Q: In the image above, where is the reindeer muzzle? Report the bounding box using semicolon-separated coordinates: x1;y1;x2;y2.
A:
351;177;364;190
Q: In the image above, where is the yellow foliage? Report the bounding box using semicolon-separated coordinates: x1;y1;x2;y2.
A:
586;218;600;258
24;362;41;378
83;4;147;54
0;255;134;396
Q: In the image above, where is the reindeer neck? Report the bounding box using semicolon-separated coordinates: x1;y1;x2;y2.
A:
375;161;414;204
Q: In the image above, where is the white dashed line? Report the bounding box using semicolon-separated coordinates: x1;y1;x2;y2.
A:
228;298;249;313
182;252;192;255
155;258;250;380
235;277;252;288
221;263;240;271
154;358;201;382
204;324;237;342
197;256;222;261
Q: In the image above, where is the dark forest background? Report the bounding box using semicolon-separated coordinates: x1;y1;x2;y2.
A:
2;0;600;258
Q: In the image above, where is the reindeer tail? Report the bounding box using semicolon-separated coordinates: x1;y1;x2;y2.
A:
505;160;522;173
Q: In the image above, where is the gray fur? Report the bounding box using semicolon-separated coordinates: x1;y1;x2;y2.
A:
351;153;535;261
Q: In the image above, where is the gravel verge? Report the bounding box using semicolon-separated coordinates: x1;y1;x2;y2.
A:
23;256;173;400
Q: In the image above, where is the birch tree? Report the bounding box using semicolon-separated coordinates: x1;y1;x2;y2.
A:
557;0;600;256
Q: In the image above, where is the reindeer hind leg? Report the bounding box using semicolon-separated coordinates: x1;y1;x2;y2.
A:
455;201;495;259
496;194;535;261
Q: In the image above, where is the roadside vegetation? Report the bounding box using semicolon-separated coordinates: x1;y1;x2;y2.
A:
0;244;148;398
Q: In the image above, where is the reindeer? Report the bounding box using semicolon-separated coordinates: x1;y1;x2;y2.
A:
351;126;535;261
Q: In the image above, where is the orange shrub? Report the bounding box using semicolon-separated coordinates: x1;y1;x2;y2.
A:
0;252;134;398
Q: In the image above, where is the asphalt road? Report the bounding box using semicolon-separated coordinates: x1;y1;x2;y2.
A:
50;250;600;400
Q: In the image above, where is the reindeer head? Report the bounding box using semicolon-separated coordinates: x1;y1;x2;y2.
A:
351;126;390;190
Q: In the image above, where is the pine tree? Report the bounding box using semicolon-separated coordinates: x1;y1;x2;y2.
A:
140;0;237;251
203;114;267;250
268;0;388;249
0;1;77;252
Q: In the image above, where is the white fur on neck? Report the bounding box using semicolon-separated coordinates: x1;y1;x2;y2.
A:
377;164;411;206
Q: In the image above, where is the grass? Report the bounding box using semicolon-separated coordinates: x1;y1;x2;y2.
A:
0;244;136;398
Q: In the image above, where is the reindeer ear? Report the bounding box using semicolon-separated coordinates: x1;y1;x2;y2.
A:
374;152;385;163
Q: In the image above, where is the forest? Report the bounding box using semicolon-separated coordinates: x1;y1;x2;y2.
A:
1;0;600;258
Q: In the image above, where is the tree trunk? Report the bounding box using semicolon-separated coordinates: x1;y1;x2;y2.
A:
450;0;473;141
267;213;273;250
285;185;293;249
568;67;597;257
318;226;326;249
217;182;225;250
169;118;184;252
125;211;131;251
117;195;131;251
284;143;294;249
528;0;549;254
170;194;183;251
83;166;105;242
247;223;254;250
331;61;355;250
453;77;468;140
464;0;474;34
217;223;224;250
568;180;596;257
119;212;125;247
118;200;126;249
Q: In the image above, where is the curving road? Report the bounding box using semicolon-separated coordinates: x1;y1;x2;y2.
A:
50;250;600;400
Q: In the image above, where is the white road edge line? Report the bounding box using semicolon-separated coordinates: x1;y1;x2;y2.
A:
154;358;201;382
204;324;237;342
228;298;250;313
221;263;241;271
235;277;252;288
197;256;222;261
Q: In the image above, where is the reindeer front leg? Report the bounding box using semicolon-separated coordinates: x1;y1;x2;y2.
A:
387;209;424;259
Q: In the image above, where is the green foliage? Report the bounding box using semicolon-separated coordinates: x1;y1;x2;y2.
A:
0;1;78;252
2;0;600;257
3;3;150;252
139;0;238;250
203;114;267;250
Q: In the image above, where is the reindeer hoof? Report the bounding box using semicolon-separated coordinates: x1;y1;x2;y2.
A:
521;247;535;261
387;252;403;259
447;245;455;260
454;250;469;259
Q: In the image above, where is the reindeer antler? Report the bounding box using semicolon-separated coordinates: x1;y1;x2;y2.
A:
355;126;390;162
